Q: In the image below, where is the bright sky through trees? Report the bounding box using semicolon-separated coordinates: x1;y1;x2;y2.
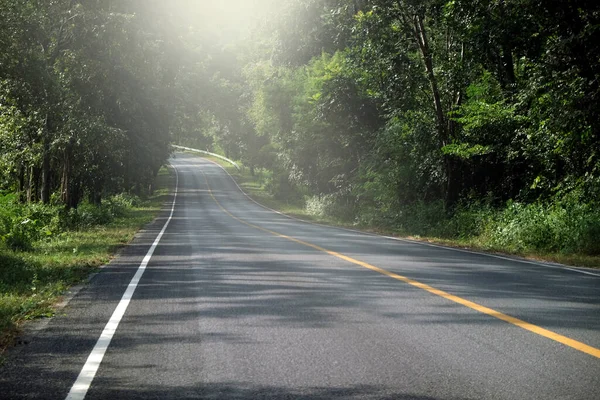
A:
143;0;281;43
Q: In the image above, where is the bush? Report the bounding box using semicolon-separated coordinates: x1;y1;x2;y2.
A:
109;193;141;212
352;190;600;256
305;194;337;218
59;194;141;229
75;203;115;227
395;200;448;236
0;192;140;251
0;195;57;251
265;172;304;202
485;192;600;255
441;203;495;239
305;193;356;221
4;221;35;251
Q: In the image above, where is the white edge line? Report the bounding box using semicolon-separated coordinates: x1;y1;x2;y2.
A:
65;164;179;400
192;153;600;278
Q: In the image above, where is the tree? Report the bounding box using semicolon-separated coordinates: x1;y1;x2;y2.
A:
0;0;172;207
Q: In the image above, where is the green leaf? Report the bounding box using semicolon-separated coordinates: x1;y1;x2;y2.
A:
442;143;492;159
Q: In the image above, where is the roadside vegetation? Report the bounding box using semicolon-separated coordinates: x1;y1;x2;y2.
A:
0;167;171;353
174;1;600;270
1;2;178;352
203;154;600;269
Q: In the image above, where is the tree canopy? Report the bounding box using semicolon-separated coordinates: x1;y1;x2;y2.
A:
2;0;599;214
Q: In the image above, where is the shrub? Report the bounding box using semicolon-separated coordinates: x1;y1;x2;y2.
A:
353;190;599;256
4;221;35;251
63;194;140;229
305;193;356;221
75;203;115;227
265;172;303;202
0;192;140;250
485;193;600;255
396;200;448;237
109;193;141;213
0;195;56;251
443;203;496;239
305;194;336;218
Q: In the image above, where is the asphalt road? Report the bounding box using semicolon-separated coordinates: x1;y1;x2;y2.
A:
1;152;599;399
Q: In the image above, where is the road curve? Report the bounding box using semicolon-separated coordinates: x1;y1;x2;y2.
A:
1;152;599;399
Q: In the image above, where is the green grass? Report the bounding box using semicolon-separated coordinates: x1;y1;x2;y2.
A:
0;167;172;352
401;235;600;269
198;154;600;270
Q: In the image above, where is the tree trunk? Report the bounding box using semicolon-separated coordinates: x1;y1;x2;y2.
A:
61;146;71;205
501;43;516;86
412;15;448;147
41;119;51;204
17;165;25;203
27;166;37;203
498;0;516;88
444;158;461;208
124;159;130;193
68;180;81;209
89;179;102;206
410;13;460;206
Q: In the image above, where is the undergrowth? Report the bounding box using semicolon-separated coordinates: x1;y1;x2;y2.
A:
0;167;171;352
202;153;600;268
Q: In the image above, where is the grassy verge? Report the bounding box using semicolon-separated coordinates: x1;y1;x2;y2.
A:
0;167;172;353
398;236;600;269
198;154;600;269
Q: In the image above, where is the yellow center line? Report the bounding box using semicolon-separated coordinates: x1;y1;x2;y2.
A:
199;169;600;360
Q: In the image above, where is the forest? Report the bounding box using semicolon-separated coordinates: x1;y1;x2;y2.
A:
1;0;600;259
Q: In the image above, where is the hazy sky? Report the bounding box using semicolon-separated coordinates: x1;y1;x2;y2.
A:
148;0;283;43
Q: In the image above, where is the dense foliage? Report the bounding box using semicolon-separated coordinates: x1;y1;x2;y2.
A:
242;0;600;206
0;0;172;208
173;0;600;255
